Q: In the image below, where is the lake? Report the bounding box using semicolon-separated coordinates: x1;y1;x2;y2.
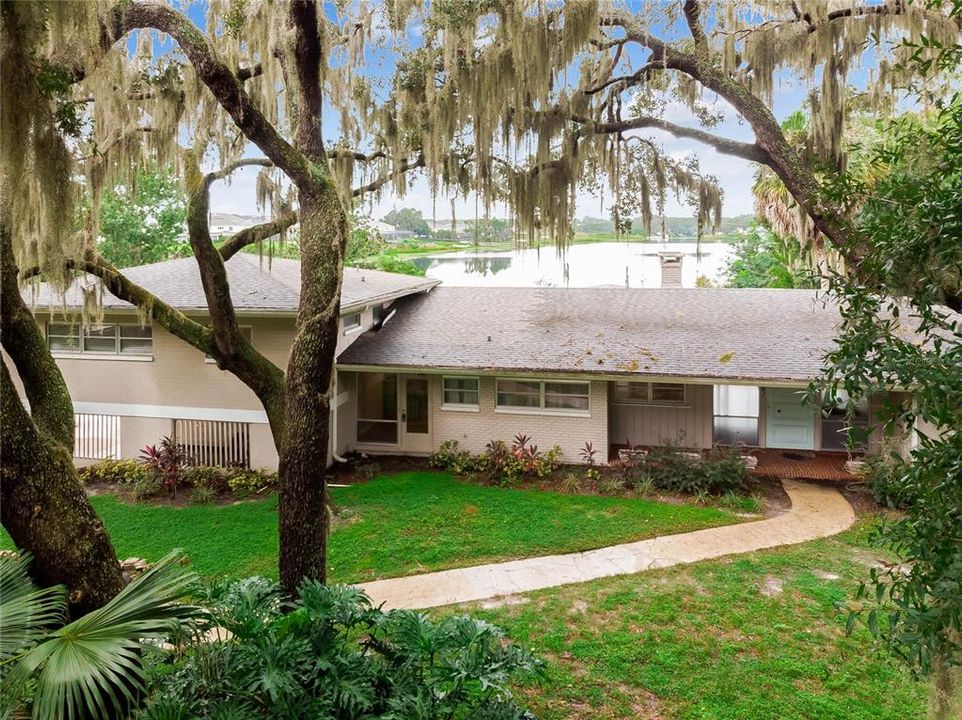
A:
411;241;734;288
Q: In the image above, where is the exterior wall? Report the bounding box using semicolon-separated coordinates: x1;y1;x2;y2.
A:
19;306;382;471
333;370;357;456
868;391;914;456
434;377;609;462
351;374;609;464
608;383;714;449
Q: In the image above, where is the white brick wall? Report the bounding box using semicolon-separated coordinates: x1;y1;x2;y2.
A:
430;376;609;464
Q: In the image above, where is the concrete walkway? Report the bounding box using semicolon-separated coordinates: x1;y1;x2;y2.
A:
359;479;856;610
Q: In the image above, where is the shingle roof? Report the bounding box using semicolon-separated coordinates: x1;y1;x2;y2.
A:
22;255;440;315
338;286;848;383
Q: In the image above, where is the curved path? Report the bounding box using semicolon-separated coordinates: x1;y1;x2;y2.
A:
359;479;855;610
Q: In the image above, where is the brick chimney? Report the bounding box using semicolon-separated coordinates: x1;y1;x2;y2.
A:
658;251;683;288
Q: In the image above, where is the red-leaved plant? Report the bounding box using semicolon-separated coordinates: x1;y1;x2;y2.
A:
140;435;190;498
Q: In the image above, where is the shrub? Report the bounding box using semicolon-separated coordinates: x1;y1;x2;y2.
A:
181;466;231;493
189;485;216;505
644;444;747;496
143;579;543;719
429;439;463;468
863;450;910;509
356;462;382;483
132;473;165;500
78;458;154;485
225;468;276;497
140;436;190;498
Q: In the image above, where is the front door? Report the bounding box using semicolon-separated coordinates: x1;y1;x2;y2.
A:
765;388;816;450
401;375;432;454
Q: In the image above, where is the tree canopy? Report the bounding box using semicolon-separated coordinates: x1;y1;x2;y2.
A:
98;169;188;267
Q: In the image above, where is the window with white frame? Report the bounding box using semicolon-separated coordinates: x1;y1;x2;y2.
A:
496;378;590;413
48;321;153;357
342;312;362;332
205;326;253;363
613;381;686;406
442;376;480;408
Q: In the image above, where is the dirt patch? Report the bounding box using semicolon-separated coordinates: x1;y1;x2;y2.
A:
760;576;784;597
813;569;841;581
757;479;792;516
479;595;529;610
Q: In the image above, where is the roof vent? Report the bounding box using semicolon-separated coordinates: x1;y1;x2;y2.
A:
658;251;684;288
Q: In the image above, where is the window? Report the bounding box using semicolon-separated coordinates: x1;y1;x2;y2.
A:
342;312;362;332
820;391;870;451
205;326;253;363
612;381;686;406
442;377;480;408
713;385;759;446
48;321;153;357
496;379;590;413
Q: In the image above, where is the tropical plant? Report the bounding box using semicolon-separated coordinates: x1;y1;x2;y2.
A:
139;437;190;499
724;224;815;289
0;551;198;720
141;579;543;719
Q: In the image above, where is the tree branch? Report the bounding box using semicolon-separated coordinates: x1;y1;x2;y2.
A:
683;0;709;53
581;115;771;165
218;211;299;261
351;154;426;197
101;2;314;186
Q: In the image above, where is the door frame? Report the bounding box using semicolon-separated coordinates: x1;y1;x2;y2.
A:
764;387;816;451
400;374;433;454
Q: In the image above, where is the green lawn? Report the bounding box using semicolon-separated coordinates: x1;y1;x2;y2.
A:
461;521;926;720
1;472;738;584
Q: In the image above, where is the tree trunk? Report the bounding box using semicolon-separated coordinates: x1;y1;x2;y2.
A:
0;362;125;616
929;644;962;720
0;210;124;616
277;188;347;595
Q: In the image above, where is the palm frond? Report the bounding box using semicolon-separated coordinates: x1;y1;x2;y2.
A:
17;551;200;720
0;552;65;661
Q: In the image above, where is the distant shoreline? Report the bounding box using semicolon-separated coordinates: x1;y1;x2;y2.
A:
383;233;739;259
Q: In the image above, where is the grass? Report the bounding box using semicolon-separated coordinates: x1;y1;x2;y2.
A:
460;521;926;720
0;472;739;584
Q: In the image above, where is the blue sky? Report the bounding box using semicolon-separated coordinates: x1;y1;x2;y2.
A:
189;2;818;221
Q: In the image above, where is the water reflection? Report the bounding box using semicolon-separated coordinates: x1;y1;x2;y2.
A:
412;241;733;288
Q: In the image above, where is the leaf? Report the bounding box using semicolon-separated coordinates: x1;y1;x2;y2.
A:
0;553;66;661
16;551;200;720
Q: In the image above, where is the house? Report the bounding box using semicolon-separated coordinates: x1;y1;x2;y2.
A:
369;220;416;243
13;255;931;470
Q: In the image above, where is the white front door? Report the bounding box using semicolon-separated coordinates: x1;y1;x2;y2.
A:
401;375;432;454
765;388;816;450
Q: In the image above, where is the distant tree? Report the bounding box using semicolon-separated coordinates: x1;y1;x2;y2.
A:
345;224;387;264
724;225;814;289
575;216;616;234
98;170;188;267
467;218;511;243
382;208;431;237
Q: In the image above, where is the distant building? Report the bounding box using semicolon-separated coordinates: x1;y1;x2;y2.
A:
208;212;270;237
369;220;416;243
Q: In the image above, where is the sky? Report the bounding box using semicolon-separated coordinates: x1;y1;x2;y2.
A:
197;2;815;223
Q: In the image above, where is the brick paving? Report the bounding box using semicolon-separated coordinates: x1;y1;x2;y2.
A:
750;449;860;482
